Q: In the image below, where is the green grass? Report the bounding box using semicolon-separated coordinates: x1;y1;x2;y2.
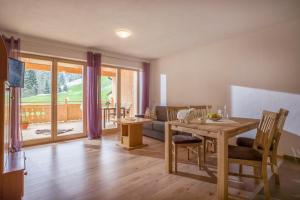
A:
21;77;113;104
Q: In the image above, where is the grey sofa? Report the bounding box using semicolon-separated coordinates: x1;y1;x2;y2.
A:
137;105;209;141
136;106;168;141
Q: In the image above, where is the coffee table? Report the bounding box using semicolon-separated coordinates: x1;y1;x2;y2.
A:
115;118;152;150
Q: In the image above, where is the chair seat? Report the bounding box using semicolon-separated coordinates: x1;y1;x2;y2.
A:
236;137;254;147
228;145;262;161
237;137;273;151
172;135;202;144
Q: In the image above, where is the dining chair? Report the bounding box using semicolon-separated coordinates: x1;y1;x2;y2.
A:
228;110;280;199
125;104;132;116
172;135;203;172
236;108;289;184
168;106;205;171
167;106;189;121
188;105;216;163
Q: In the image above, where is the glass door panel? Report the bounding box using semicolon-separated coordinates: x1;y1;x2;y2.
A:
101;66;118;129
20;57;52;142
56;62;84;138
120;69;138;118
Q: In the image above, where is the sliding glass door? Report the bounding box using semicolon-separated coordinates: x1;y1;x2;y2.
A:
120;69;138;118
101;66;118;129
20;54;86;145
100;66;139;130
56;61;86;140
20;53;139;144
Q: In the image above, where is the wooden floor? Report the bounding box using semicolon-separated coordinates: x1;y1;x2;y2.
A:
23;133;299;200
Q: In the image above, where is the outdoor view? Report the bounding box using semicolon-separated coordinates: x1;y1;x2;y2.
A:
21;57;52;141
20;58;86;141
57;62;84;137
20;57;139;141
121;69;138;117
101;67;118;129
100;67;138;129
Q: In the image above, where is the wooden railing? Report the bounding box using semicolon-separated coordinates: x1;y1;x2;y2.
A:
21;100;83;123
21;100;136;124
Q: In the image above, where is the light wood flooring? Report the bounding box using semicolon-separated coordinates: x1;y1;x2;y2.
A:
23;133;300;200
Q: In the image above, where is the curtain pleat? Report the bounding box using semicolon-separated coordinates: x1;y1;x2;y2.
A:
87;51;102;139
141;62;150;113
2;35;22;151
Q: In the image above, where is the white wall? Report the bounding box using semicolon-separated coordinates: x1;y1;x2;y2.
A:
150;18;300;157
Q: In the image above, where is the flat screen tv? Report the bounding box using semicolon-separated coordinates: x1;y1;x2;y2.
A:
8;57;25;88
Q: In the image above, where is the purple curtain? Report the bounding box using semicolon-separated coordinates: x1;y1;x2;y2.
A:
141;62;150;114
87;52;102;139
2;35;22;151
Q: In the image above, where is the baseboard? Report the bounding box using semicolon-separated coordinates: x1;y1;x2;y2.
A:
283;154;300;162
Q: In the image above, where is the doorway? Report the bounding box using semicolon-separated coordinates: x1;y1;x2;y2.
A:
20;54;86;145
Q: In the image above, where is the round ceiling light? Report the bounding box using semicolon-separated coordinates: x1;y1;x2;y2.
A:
115;29;132;38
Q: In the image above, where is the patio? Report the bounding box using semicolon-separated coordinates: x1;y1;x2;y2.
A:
21;120;84;141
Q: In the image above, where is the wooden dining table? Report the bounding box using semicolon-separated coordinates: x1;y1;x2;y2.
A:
165;117;259;200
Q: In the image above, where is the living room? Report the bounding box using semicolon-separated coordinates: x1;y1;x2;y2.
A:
0;1;300;200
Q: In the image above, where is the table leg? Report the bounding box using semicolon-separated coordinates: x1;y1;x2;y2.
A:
217;131;228;200
165;122;172;173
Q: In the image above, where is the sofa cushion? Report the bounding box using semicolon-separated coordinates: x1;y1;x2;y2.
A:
155;106;168;122
143;129;164;141
152;121;165;133
236;137;273;151
172;135;202;144
236;137;254;148
143;123;153;130
228;145;262;161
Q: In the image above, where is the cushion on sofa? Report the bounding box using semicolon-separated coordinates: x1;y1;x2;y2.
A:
152;121;165;133
143;123;153;130
155;106;168;121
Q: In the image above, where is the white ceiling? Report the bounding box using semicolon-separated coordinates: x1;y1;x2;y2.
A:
1;0;300;59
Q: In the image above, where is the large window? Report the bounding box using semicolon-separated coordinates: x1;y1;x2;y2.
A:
57;62;84;138
101;66;139;130
101;67;118;129
20;55;86;145
20;54;139;144
120;69;138;118
21;57;52;142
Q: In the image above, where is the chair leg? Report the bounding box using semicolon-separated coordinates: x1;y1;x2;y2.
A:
262;164;270;200
197;144;201;170
203;138;206;163
174;144;178;173
239;164;243;175
253;166;260;184
213;139;217;153
271;155;280;185
187;148;190;160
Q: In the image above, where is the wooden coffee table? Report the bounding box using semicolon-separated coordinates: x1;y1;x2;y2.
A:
115;118;152;150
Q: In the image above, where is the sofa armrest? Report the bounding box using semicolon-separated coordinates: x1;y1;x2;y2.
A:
135;114;145;118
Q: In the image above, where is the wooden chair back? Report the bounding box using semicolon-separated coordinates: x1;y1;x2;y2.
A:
272;108;289;154
189;105;212;118
166;106;188;121
253;111;280;154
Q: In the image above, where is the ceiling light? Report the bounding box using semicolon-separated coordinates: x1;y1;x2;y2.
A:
115;29;131;38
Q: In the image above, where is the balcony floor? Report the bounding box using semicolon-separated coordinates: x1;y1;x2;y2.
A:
22;121;84;141
22;120;117;141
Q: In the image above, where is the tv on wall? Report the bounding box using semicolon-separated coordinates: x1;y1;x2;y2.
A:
8;57;25;88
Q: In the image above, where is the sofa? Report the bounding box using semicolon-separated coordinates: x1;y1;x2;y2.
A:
137;105;212;142
136;106;169;141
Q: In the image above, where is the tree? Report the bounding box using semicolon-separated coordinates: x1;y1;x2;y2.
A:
23;70;38;97
58;73;67;92
44;80;50;94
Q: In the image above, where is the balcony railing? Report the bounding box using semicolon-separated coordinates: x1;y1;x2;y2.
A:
21;100;83;123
